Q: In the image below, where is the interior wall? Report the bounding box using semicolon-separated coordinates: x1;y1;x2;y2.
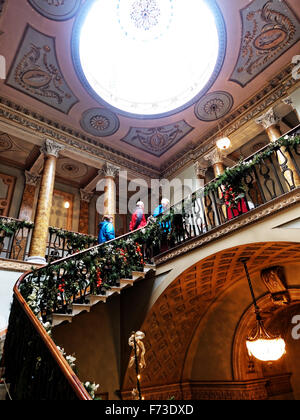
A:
53;181;80;232
0;269;22;333
169;164;202;206
0;163;24;219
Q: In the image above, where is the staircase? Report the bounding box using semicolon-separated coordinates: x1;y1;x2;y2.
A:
51;264;156;327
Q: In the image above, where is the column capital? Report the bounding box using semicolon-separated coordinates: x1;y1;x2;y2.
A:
194;161;208;179
204;148;226;166
100;162;120;178
41;139;65;158
80;189;94;203
255;108;280;130
25;170;41;187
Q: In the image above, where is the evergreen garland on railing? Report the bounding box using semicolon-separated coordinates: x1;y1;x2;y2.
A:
48;227;97;250
203;134;300;196
0;217;34;237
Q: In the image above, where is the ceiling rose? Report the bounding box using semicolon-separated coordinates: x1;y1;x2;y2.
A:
73;0;226;118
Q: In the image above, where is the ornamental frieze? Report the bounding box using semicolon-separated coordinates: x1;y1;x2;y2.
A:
121;121;194;157
230;0;300;87
6;25;79;114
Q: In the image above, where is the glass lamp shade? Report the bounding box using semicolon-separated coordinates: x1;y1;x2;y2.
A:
246;320;286;362
64;201;70;209
216;136;231;150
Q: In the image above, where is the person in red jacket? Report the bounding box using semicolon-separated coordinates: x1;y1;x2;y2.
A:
129;201;147;231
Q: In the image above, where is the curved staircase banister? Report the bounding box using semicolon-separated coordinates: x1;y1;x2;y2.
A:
13;272;92;401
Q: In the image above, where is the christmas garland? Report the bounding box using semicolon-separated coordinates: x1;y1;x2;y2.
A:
48;227;97;252
203;134;300;197
0;217;34;236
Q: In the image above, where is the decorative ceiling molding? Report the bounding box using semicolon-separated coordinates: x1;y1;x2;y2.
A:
56;158;88;180
6;25;79;114
27;0;81;21
162;64;299;178
121;121;194;157
194;91;234;122
80;108;120;138
230;0;300;87
0;96;160;179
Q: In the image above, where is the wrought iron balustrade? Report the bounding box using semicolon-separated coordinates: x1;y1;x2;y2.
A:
154;126;300;253
0;217;34;261
46;227;97;263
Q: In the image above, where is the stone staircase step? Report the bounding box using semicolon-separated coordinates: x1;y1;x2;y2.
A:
132;271;146;281
144;264;156;274
88;295;107;305
51;313;73;327
120;278;135;286
72;303;92;316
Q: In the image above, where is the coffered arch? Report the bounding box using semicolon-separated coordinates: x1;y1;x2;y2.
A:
122;241;300;396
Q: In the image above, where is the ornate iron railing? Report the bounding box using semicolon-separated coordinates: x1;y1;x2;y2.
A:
46;227;97;263
0;217;34;261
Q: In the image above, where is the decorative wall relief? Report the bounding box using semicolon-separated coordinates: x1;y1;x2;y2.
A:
230;0;300;87
80;108;120;137
27;0;81;21
6;25;78;114
121;121;194;157
195;91;234;121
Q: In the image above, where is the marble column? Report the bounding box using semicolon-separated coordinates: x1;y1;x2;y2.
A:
204;148;226;178
78;190;94;235
27;139;64;264
256;108;300;188
99;163;119;228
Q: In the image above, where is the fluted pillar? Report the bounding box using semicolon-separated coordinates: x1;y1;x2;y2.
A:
79;190;94;234
27;139;64;264
256;108;300;188
99;163;119;228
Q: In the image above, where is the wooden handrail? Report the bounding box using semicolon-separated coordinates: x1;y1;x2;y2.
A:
14;273;92;401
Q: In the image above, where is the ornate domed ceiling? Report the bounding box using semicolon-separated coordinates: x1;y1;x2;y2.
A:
0;0;299;177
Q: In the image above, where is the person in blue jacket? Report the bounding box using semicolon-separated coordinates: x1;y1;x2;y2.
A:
153;198;170;218
98;215;115;244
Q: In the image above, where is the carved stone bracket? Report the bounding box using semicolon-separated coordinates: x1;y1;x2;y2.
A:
255;108;281;130
25;170;41;187
261;266;290;305
41;139;65;158
80;189;94;203
194;162;208;179
100;163;120;178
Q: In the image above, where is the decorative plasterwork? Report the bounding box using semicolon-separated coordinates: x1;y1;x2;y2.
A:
25;170;40;186
27;0;81;21
255;107;280;130
0;132;12;152
100;163;120;178
56;158;88;179
41;138;64;158
230;0;300;87
80;108;120;138
0;258;42;273
121;121;194;157
194;162;208;179
162;64;299;178
0;97;159;179
203;147;226;166
6;25;78;114
80;189;94;203
0;0;5;16
195;91;234;122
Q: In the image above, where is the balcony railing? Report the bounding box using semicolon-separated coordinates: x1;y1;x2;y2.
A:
0;217;34;261
1;128;300;399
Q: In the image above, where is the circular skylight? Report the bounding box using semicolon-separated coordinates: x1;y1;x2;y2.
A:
76;0;224;118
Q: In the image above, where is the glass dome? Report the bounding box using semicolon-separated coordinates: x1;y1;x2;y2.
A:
74;0;225;118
